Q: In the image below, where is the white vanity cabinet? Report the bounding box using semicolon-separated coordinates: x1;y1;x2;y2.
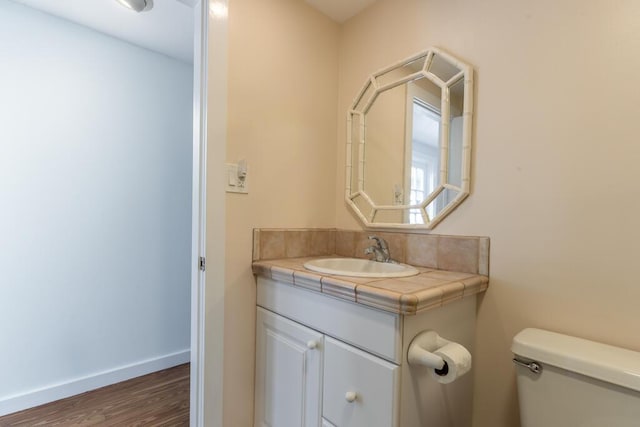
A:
255;307;398;427
254;276;477;427
254;307;323;427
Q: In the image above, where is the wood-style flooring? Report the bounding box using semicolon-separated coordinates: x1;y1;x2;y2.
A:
0;363;189;427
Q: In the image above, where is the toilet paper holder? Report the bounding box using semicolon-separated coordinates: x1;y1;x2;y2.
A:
407;330;451;373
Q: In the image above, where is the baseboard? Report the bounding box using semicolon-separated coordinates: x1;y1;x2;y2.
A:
0;349;190;417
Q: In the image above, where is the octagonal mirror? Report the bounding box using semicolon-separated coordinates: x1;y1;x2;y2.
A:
345;48;474;229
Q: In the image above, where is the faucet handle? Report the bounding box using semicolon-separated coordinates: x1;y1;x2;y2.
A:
368;235;388;249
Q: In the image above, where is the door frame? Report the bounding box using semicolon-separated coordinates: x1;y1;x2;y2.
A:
190;1;228;426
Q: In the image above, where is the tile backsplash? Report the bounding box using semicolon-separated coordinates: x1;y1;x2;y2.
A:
253;229;489;275
253;229;336;260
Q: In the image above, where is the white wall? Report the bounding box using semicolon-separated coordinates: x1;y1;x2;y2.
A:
0;0;192;414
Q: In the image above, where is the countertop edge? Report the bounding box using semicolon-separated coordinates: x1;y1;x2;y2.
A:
252;257;489;316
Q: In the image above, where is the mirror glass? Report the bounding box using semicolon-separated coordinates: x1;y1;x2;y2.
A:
345;48;474;229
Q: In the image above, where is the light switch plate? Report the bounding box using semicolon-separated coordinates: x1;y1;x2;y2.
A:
225;162;249;194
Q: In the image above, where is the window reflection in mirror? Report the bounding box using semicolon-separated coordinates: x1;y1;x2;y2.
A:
405;80;441;224
409;99;439;223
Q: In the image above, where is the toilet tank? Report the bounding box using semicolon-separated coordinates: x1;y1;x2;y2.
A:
512;328;640;427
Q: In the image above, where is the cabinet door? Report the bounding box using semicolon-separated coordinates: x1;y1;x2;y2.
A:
254;307;323;427
323;337;399;427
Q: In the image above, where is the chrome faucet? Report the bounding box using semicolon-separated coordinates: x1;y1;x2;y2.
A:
364;235;392;263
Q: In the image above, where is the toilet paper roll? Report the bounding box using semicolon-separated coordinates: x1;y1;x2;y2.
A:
430;342;472;384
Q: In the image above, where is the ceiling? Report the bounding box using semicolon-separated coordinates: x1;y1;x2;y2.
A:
10;0;194;63
9;0;378;63
304;0;377;23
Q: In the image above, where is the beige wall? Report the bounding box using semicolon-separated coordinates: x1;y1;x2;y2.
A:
336;0;640;426
223;0;339;425
219;0;640;425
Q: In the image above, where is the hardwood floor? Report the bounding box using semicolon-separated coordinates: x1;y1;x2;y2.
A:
0;364;189;427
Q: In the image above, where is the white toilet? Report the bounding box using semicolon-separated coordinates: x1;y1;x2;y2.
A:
512;328;640;427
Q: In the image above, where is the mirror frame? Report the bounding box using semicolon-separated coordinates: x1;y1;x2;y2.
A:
345;47;474;230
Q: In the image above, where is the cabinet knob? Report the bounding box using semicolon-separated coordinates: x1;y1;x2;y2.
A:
345;391;357;403
306;340;318;350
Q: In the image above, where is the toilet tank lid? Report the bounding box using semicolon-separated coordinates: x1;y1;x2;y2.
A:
512;328;640;393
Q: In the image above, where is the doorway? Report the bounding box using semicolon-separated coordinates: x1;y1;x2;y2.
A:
0;0;207;422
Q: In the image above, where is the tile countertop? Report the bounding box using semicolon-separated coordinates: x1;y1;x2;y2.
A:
252;256;489;316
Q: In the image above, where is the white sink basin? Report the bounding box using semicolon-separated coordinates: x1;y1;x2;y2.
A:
303;258;419;278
